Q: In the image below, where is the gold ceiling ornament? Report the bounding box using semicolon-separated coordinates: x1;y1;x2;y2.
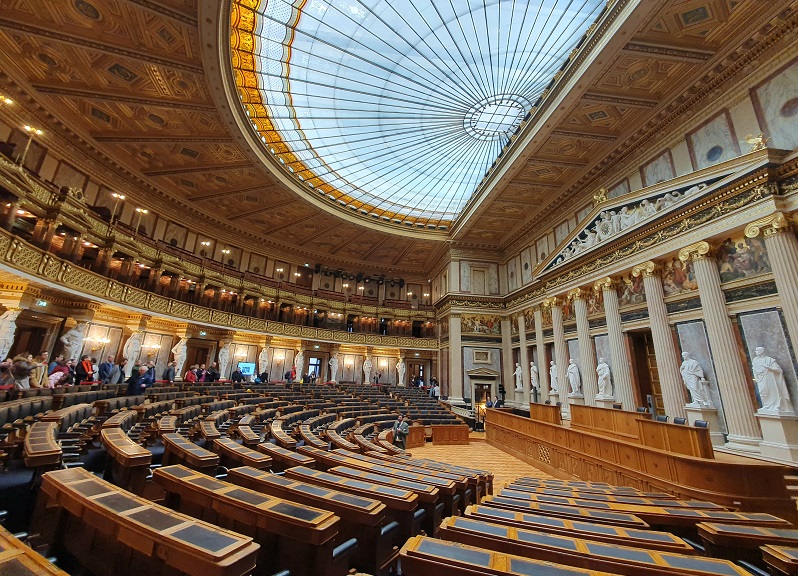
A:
744;133;771;153
592;187;608;205
631;261;661;278
678;241;711;263
745;211;790;239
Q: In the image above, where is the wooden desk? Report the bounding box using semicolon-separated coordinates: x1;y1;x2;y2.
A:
464;505;692;554
509;478;673;498
284;465;422;542
0;525;70;575
438;516;748;576
23;421;61;469
154;465;351;576
400;535;609;576
406;424;425;449
300;424;330;450
161;432;220;474
100;427;152;495
270;419;297;450
101;410;139;430
529;402;563;425
431;424;470;445
34;467;259;576
762;545;798;576
497;488;725;510
255;441;315;472
212;437;272;470
480;498;649;529
697;523;798;561
483;495;791;532
228;466;397;574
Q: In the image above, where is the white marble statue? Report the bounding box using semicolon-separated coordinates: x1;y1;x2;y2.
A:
218;342;231;379
329;353;340;383
567;359;581;395
60;322;87;363
294;349;305;380
396;357;406;386
258;347;269;376
513;362;523;390
122;331;142;377
752;347;794;413
171;337;188;378
530;361;539;390
363;355;373;385
680;352;712;407
549;361;558;393
596;357;612;397
0;309;21;361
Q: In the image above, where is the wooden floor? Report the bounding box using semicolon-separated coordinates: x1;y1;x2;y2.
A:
409;433;553;487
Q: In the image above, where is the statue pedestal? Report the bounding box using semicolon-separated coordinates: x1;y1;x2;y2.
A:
756;411;798;462
513;388;525;408
567;393;585;407
595;396;617;410
684;405;725;447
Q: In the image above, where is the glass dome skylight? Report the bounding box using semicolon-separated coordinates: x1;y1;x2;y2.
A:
231;0;605;229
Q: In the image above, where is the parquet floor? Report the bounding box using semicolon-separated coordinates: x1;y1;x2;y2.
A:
408;433;553;487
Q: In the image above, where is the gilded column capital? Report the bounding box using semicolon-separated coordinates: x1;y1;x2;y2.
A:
744;211;790;239
449;313;461;320
631;261;661;278
593;277;618;293
547;296;564;308
567;287;589;301
678;241;712;263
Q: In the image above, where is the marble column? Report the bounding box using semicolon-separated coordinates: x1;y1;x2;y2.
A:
633;261;686;419
534;306;549;403
501;317;513;402
449;314;463;403
517;314;531;403
551;298;568;400
746;213;798;350
571;288;597;405
679;242;761;451
595;278;635;411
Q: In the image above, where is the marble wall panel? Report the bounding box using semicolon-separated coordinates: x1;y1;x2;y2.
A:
738;309;798;408
676;320;728;432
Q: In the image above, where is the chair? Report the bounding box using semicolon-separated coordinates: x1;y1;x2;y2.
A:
544;400;551;405
555;402;562;407
673;417;686;425
655;415;669;423
694;420;708;428
612;402;622;409
636;406;648;413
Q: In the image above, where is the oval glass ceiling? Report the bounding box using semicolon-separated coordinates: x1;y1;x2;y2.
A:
231;0;604;229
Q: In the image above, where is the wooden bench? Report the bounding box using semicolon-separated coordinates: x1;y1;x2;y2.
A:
0;525;70;575
479;498;649;529
464;504;691;554
228;466;399;574
375;429;407;454
159;415;178;434
212;437;272;470
255;441;315;472
482;494;791;533
762;545;798;576
153;465;355;576
161;432;220;474
284;465;423;543
438;516;749;576
327;427;360;452
101;409;139;430
697;522;798;563
33;467;259;576
394;455;491;496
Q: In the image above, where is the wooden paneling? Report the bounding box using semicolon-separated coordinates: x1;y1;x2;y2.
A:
431;424;470;445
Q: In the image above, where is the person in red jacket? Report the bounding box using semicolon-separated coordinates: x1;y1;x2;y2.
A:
75;354;94;382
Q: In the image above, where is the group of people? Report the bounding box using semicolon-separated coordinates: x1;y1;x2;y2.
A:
181;362;221;384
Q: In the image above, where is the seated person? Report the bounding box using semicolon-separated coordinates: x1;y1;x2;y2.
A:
126;365;154;396
231;368;245;383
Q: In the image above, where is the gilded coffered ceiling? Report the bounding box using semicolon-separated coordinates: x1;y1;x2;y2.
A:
0;0;794;277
